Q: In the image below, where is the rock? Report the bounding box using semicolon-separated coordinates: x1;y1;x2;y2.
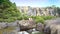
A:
7;20;18;27
3;31;7;34
50;25;60;34
44;26;51;34
2;30;18;34
32;31;40;34
26;28;36;34
0;22;7;29
18;20;36;31
44;19;60;34
18;31;29;34
9;30;18;34
27;29;33;34
36;23;44;32
14;27;20;32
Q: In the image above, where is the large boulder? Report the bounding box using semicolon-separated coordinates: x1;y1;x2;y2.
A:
50;24;60;34
0;22;7;29
44;19;60;34
7;20;18;27
36;23;44;32
18;20;36;31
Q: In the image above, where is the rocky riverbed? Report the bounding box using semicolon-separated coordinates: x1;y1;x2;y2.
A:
0;18;60;34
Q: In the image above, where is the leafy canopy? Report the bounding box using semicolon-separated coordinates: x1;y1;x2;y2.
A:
0;0;21;22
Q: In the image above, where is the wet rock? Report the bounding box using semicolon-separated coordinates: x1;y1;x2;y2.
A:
9;30;18;34
26;28;36;34
36;23;44;32
3;31;7;34
0;22;7;29
18;31;29;34
44;26;51;34
14;27;20;32
2;30;18;34
7;21;18;27
32;31;40;34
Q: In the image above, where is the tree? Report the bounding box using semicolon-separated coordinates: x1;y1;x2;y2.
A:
56;7;60;16
0;0;21;22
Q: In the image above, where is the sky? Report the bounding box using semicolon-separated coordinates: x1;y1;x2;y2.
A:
10;0;60;7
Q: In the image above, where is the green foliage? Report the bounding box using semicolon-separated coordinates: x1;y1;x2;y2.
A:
0;1;57;23
17;16;23;20
41;16;55;20
30;16;55;24
30;16;44;24
0;0;20;22
23;15;29;20
17;13;29;20
35;16;44;24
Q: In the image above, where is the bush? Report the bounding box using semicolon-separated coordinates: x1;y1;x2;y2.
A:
17;14;29;20
0;0;20;22
0;17;17;22
0;18;4;22
30;16;56;24
30;16;44;24
41;16;55;20
35;16;44;24
23;15;29;20
17;16;23;20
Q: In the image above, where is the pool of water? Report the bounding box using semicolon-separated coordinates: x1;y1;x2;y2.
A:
0;26;16;34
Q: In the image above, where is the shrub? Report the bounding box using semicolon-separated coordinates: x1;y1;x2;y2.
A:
0;0;20;22
41;16;55;20
35;16;44;24
3;17;17;22
0;18;4;22
17;16;23;20
30;16;44;24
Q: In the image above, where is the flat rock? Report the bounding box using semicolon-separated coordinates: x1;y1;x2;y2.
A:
0;22;7;29
18;31;29;34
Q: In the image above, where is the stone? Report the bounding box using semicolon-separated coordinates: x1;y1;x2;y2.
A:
0;22;7;29
27;29;33;34
32;31;40;34
36;23;44;32
14;27;20;32
18;31;29;34
3;31;7;34
57;28;60;34
18;20;36;31
44;18;60;34
2;30;18;34
9;30;18;34
9;32;16;34
7;20;18;27
44;26;51;34
26;28;36;34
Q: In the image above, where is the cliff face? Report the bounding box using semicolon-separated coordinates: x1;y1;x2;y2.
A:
17;6;57;16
